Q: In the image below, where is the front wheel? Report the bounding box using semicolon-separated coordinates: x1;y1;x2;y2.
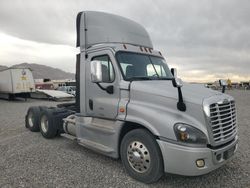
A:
120;129;164;183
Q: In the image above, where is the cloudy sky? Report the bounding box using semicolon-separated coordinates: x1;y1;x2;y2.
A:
0;0;249;82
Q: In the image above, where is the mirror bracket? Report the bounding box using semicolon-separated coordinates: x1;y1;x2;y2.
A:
171;67;186;111
106;85;114;94
96;83;114;94
177;87;186;111
172;78;177;87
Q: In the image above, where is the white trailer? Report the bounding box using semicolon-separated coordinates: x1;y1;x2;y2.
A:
0;68;35;99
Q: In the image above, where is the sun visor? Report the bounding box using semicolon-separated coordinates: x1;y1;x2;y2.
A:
76;11;153;49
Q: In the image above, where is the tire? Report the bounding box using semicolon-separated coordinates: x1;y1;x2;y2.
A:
120;129;164;183
39;109;58;139
39;106;48;112
25;106;41;132
8;94;15;100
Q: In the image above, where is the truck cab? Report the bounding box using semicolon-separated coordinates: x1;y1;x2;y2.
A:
26;11;238;183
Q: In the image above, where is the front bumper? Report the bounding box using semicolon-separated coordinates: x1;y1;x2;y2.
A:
157;136;238;176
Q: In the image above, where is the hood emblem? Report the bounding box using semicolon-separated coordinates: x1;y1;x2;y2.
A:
222;99;229;104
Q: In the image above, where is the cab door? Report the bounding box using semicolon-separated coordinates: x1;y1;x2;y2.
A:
85;50;120;119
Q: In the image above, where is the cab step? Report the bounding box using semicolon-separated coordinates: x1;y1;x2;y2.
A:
78;138;115;154
61;133;77;141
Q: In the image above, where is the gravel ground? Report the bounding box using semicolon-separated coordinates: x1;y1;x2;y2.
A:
0;90;249;188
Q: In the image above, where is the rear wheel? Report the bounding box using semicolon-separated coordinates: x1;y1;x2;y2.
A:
120;129;164;183
39;109;58;139
25;106;41;132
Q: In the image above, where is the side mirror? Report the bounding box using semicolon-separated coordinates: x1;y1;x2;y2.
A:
219;79;227;93
175;78;183;88
171;68;177;78
91;60;103;83
219;79;227;86
171;68;183;88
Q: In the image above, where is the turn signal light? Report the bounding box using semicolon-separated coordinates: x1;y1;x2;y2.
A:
180;132;188;141
119;107;125;113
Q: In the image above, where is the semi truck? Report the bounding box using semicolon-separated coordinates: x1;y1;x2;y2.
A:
0;68;35;100
25;11;238;183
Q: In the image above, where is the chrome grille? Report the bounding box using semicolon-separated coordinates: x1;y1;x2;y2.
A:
209;100;237;143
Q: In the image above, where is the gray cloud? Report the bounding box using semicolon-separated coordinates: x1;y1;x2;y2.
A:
0;0;249;81
0;0;75;45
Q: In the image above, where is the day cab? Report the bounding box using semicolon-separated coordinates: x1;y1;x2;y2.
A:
25;11;238;183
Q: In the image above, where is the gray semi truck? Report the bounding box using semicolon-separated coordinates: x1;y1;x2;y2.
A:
25;11;238;183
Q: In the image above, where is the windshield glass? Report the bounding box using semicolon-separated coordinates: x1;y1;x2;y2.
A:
116;52;173;81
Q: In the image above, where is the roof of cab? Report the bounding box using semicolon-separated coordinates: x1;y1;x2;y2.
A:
76;11;153;49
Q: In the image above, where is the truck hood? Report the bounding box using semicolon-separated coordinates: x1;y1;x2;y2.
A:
130;80;222;105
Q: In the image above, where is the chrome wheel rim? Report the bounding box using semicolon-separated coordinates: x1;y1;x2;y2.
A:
127;141;151;173
40;115;48;133
28;112;34;127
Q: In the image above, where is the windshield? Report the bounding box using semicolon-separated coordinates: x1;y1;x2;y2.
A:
116;52;173;81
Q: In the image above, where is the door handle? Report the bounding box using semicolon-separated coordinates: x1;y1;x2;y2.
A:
89;99;93;110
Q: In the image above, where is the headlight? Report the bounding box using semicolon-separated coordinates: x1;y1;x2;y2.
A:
174;123;207;146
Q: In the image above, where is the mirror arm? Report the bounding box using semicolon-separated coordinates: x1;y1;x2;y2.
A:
171;78;177;87
222;85;226;93
96;83;114;94
177;87;186;111
96;82;106;91
172;78;186;112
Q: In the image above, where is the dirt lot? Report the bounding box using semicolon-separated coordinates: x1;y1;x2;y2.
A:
0;90;249;188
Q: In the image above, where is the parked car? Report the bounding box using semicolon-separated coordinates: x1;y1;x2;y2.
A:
57;86;76;96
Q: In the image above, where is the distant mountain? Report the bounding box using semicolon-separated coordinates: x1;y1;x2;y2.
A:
11;63;75;80
0;65;8;71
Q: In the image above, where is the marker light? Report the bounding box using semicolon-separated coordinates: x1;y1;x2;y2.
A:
196;159;205;168
119;107;125;113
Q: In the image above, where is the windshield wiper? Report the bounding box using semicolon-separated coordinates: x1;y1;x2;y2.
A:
155;77;173;80
128;76;153;81
128;77;173;81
